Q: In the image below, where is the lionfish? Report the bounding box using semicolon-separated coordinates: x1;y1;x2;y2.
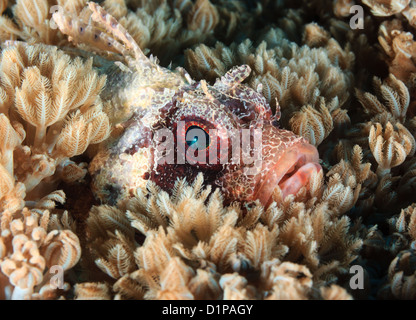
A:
53;2;322;207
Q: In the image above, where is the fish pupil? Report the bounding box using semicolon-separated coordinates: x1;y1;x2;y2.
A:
186;125;210;150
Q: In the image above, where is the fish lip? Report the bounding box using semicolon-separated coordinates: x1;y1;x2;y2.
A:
254;142;321;206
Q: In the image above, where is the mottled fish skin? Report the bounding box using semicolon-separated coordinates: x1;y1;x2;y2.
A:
55;2;321;207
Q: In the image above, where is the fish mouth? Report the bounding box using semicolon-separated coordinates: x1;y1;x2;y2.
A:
254;143;322;206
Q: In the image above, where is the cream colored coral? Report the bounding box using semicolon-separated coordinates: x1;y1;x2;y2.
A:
185;42;231;81
155;258;194;300
0;164;25;214
84;173;362;300
378;22;416;84
261;261;316;300
402;1;416;26
0;114;24;175
0;43;109;300
371;203;416;299
0;207;81;299
102;0;127;19
187;0;219;33
0;0;7;15
389;204;416;247
95;0;217;64
378;249;416;299
289;98;335;146
11;0;60;44
320;284;353;300
0;0;88;44
356;74;410;122
388;271;416;299
74;282;112;300
334;0;356;17
219;273;256;299
362;0;411;16
369;122;415;175
0;43;110;196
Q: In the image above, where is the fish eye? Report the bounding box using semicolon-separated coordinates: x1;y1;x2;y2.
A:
185;125;211;150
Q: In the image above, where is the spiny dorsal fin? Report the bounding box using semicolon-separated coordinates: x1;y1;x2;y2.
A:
87;2;154;69
217;65;251;89
52;8;126;55
52;2;156;71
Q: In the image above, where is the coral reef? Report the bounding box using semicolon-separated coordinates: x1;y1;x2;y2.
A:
0;206;81;299
0;0;415;301
0;43;109;198
81;174;357;300
0;42;110;299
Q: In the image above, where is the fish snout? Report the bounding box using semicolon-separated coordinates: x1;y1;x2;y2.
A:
254;135;322;207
